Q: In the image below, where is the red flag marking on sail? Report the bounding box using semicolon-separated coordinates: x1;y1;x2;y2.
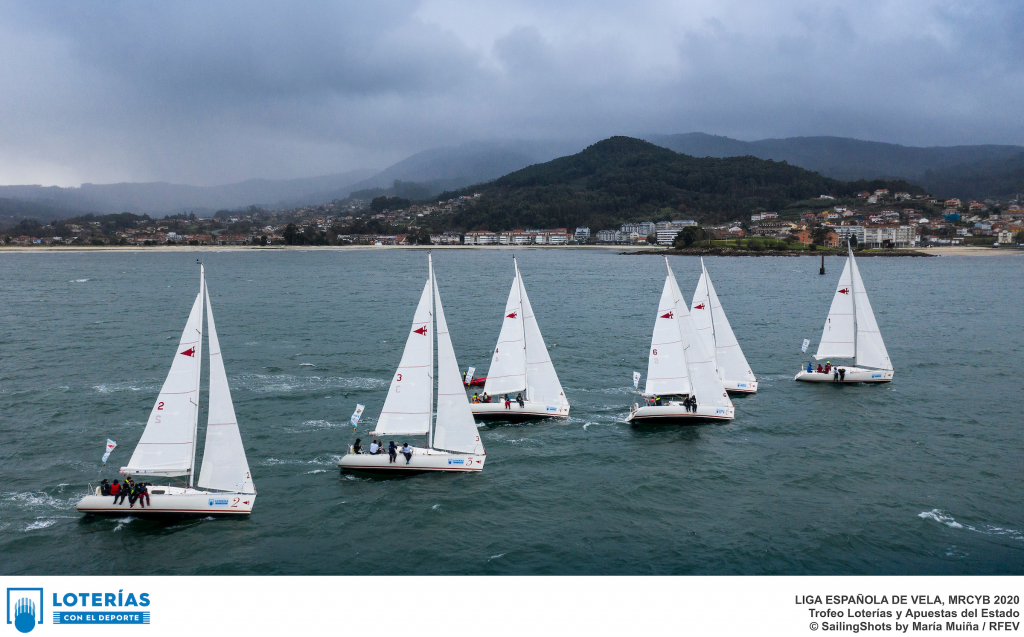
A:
414;326;428;335
839;288;850;294
180;347;196;357
693;303;706;310
659;311;674;319
506;311;517;318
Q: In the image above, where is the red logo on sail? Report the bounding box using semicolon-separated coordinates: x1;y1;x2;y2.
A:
693;303;706;310
839;288;850;295
413;326;428;335
506;311;517;319
180;347;196;357
659;311;674;319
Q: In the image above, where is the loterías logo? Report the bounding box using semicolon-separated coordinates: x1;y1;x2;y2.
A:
7;587;153;631
6;588;43;634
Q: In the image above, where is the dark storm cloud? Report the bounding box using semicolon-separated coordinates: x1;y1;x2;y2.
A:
0;0;1021;186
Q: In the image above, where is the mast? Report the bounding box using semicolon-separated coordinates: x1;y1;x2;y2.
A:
849;243;857;364
189;264;205;488
428;253;435;450
514;255;528;398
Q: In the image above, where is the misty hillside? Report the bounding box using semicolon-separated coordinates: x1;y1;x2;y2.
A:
920;152;1024;200
646;133;1024;183
0;169;375;219
430;136;922;232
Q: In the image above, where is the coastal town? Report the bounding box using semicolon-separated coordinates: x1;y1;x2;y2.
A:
3;188;1023;248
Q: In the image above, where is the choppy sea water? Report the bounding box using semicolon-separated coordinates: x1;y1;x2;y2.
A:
1;248;1022;575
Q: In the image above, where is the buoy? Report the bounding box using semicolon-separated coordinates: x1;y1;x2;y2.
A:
819;253;825;275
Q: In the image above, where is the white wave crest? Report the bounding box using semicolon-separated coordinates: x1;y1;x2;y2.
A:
306;469;328;474
919;509;1023;541
113;517;135;532
25;519;57;531
70;278;90;283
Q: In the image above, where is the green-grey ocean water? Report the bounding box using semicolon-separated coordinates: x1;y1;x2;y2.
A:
1;248;1022;574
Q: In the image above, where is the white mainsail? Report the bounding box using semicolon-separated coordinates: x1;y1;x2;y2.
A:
815;258;855;360
122;268;204;478
667;264;733;409
517;261;568;407
431;271;485;455
850;250;893;370
375;275;434;437
197;282;254;494
483;272;527;396
691;258;756;385
644;275;691;396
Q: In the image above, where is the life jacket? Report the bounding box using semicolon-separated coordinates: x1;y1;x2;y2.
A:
110;483;120;495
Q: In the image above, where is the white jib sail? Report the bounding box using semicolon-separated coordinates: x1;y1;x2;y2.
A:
690;268;718;371
698;259;757;384
849;250;893;370
482;271;527;396
517;261;568;407
375;273;434;437
644;274;690;397
197;282;254;494
122;267;204;477
815;258;855;360
432;273;484;455
667;263;733;409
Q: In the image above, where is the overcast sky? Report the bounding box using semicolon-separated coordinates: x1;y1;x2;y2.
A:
1;0;1021;187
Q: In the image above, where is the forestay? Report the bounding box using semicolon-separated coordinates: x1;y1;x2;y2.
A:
517;261;568;407
645;275;691;396
197;283;254;494
375;275;434;437
483;273;527;396
431;275;484;455
122;269;204;477
692;258;756;384
667;264;733;409
815;258;856;360
850;251;893;370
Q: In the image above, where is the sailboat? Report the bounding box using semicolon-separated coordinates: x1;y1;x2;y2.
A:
626;258;735;424
690;258;758;393
795;244;894;383
338;254;486;472
472;257;570;421
78;265;256;516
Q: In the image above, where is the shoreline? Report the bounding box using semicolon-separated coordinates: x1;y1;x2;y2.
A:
0;244;1018;256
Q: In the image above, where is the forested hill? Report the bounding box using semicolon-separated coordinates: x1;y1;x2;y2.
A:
433;137;923;231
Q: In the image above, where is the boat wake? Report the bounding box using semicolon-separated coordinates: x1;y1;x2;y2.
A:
113;517;135;532
306;469;327;474
25;519;57;531
918;509;1023;542
3;491;79;511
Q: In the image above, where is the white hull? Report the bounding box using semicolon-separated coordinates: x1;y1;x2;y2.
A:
795;367;894;383
337;446;485;473
625;403;735;424
722;379;757;394
76;486;255;517
470;400;569;421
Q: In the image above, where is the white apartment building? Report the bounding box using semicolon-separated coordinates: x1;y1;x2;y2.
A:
862;225;915;248
463;231;498;245
574;227;590;241
621;221;656;236
596;230;617;243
